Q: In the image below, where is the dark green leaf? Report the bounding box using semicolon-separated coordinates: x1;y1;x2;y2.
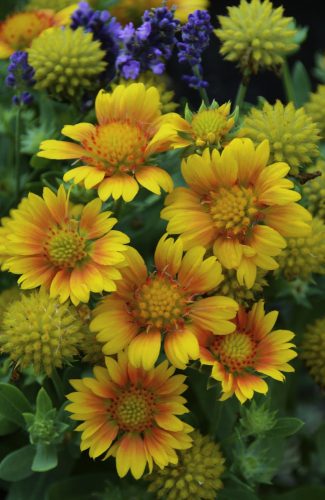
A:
292;61;312;107
266;417;304;437
315;422;325;474
0;382;33;427
0;416;18;436
267;486;325;500
32;444;58;472
45;474;110;500
0;445;35;482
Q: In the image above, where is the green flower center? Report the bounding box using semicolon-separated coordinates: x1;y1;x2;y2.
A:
191;109;230;146
45;226;86;268
134;275;186;329
213;332;257;372
112;387;155;432
208;186;258;236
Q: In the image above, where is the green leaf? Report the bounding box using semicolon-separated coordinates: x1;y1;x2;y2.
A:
315;422;325;474
0;382;33;427
32;444;58;472
0;416;19;436
0;445;36;482
36;388;53;418
292;61;312;107
45;474;110;500
266;417;304;437
219;488;259;500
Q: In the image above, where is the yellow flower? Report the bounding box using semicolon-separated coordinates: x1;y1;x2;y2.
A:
90;235;239;370
0;6;74;58
146;431;225;499
0;289;84;375
215;0;297;74
164;101;236;151
28;27;107;99
0;287;20;324
1;185;129;305
161;139;312;289
276;217;325;280
113;72;178;114
38;84;179;202
110;0;209;24
301;317;325;386
199;301;297;403
305;85;325;139
302;160;325;222
66;352;193;479
240;101;320;175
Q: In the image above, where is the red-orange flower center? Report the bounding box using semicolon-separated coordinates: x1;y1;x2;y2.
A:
133;274;187;330
208;186;259;236
109;386;155;432
1;12;51;49
212;332;257;372
81;122;149;175
44;225;87;268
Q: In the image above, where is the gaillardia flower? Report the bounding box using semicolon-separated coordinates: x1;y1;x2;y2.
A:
276;217;325;281
110;0;208;24
38;83;177;202
215;0;297;74
165;101;236;151
240;101;320;175
301;316;325;386
1;185;129;305
305;85;325;139
198;301;297;403
28;27;107;99
161;139;312;289
90;235;239;370
66;352;193;479
0;289;84;375
0;6;74;59
147;430;225;499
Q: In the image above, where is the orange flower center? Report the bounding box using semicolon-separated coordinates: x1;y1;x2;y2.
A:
191;109;232;147
208;186;258;236
133;275;186;330
110;387;154;432
44;225;87;268
213;332;257;372
82;122;149;175
1;12;52;50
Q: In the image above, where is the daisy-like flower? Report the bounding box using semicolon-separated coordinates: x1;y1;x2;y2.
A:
90;235;239;370
1;185;129;305
38;83;177;202
161;139;312;289
66;352;193;479
0;6;75;59
198;301;297;403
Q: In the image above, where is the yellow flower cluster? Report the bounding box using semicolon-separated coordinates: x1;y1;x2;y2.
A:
302;160;325;222
305;85;325;138
301;316;325;386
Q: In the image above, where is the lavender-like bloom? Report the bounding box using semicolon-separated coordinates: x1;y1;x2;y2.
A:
116;6;180;79
71;1;122;79
6;51;35;106
177;10;212;89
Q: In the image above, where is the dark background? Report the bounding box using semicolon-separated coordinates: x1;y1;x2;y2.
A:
170;0;325;107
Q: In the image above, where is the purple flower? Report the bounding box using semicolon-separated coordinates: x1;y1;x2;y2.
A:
116;6;180;79
6;51;35;106
71;1;122;80
177;10;212;89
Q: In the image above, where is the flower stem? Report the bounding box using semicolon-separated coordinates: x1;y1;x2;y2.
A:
113;198;123;219
282;60;295;104
51;368;65;403
14;105;22;201
234;80;248;111
193;65;209;106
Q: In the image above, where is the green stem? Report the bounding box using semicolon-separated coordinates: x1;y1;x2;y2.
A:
282;60;295;104
234;80;248;111
113;198;123;220
14;105;22;201
50;368;65;403
193;66;209;106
